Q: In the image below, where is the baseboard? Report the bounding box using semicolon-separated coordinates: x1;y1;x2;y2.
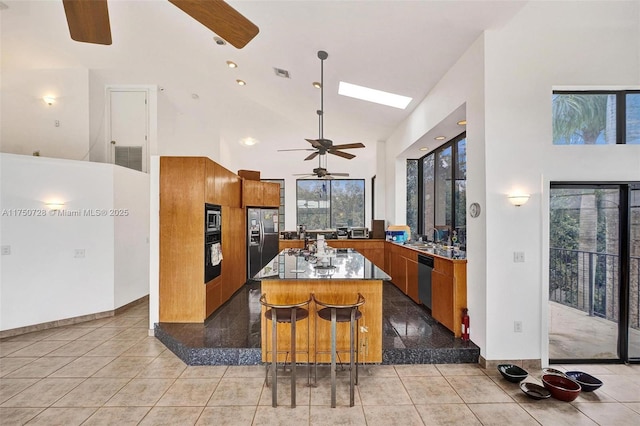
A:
0;295;149;339
479;355;542;371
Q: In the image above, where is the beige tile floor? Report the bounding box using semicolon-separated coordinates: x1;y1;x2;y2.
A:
1;303;640;425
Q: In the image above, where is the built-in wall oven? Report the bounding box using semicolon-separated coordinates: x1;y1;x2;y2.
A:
205;204;222;283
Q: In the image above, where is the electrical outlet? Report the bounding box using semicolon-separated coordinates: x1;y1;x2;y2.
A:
1;245;11;255
54;120;60;127
74;249;85;258
514;321;523;333
513;251;525;263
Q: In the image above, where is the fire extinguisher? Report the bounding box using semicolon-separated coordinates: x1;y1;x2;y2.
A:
461;308;470;341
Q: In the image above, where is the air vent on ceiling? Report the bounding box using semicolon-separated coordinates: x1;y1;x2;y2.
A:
273;67;291;79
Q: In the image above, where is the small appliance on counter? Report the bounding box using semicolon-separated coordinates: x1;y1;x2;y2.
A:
336;226;349;239
386;225;410;242
349;227;369;239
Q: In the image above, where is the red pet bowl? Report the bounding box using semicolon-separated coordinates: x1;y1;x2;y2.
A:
542;374;581;401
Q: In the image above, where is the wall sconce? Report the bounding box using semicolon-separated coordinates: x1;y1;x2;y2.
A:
45;202;64;210
43;96;56;106
508;193;530;207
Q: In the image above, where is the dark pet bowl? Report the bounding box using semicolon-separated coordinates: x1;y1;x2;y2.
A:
498;364;528;383
542;367;567;377
565;371;603;392
542;374;581;401
520;381;551;400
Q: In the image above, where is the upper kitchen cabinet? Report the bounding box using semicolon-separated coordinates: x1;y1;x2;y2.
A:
210;163;241;208
242;180;280;207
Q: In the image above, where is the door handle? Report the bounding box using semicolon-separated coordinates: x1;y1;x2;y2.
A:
110;140;116;145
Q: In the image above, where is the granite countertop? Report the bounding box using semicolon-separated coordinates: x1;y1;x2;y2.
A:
252;249;391;281
391;241;467;261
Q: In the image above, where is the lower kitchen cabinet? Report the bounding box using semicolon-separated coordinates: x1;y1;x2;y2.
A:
431;257;467;337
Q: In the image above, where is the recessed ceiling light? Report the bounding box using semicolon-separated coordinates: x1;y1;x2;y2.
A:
312;81;322;89
338;81;412;109
240;137;259;146
419;147;429;151
435;136;446;141
226;61;237;68
236;79;246;86
457;120;467;126
213;36;226;46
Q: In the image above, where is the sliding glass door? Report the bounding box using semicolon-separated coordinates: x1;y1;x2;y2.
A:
549;183;639;363
629;185;640;359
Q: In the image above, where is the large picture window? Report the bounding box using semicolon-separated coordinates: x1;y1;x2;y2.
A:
407;132;466;247
552;90;640;145
296;179;365;229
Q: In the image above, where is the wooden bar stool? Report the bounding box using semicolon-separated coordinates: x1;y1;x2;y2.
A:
259;293;311;408
311;293;366;407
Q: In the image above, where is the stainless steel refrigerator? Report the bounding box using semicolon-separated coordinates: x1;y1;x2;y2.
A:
247;208;279;281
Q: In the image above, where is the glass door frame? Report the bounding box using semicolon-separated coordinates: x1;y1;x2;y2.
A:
549;182;639;364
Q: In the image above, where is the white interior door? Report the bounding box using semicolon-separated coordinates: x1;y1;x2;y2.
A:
108;90;148;172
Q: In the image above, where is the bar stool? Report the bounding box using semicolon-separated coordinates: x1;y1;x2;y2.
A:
311;293;366;407
259;293;311;408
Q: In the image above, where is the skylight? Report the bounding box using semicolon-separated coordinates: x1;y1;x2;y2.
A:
338;82;412;109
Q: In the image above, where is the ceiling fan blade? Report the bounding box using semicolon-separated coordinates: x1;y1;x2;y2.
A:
277;148;316;152
327;172;349;177
330;143;365;150
63;0;112;45
168;0;259;49
304;152;319;161
328;150;356;160
305;138;324;149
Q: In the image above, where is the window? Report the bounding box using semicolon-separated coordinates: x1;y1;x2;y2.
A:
296;179;365;229
406;160;419;238
408;133;466;246
552;90;640;145
262;179;284;231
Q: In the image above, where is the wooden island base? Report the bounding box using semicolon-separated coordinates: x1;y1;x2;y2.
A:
261;279;382;364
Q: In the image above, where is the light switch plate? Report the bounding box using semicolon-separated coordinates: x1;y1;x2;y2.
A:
513;251;525;263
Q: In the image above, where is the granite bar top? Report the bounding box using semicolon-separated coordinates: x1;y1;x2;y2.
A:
391;241;467;261
253;249;391;281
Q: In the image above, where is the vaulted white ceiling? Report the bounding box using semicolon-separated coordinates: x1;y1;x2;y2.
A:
1;0;526;172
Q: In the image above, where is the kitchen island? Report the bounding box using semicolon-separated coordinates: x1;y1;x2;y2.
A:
253;248;391;364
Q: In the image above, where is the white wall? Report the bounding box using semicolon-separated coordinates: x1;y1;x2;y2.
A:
114;166;150;307
483;0;640;362
0;154;149;331
0;69;90;160
382;0;640;363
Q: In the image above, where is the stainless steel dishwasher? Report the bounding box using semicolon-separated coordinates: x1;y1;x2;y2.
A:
418;254;434;309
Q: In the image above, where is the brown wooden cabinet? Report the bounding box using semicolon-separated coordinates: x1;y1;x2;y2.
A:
431;257;467;338
384;242;466;336
325;239;385;270
159;156;247;322
406;258;419;303
279;240;304;250
242;180;280;207
385;242;417;297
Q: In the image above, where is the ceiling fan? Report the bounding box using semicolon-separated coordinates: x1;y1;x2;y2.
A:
293;149;349;180
278;50;365;162
62;0;259;49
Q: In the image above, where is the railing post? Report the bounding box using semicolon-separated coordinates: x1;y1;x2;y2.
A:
589;252;595;317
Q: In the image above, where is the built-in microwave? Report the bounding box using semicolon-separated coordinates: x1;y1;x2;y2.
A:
350;227;369;239
205;204;221;233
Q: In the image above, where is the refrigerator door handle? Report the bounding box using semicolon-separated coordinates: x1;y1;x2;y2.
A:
259;217;264;251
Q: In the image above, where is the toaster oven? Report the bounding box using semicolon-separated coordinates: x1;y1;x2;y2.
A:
350;227;369;239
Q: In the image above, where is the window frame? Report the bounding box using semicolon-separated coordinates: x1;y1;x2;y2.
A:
552;89;640;145
295;178;366;229
407;132;466;244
